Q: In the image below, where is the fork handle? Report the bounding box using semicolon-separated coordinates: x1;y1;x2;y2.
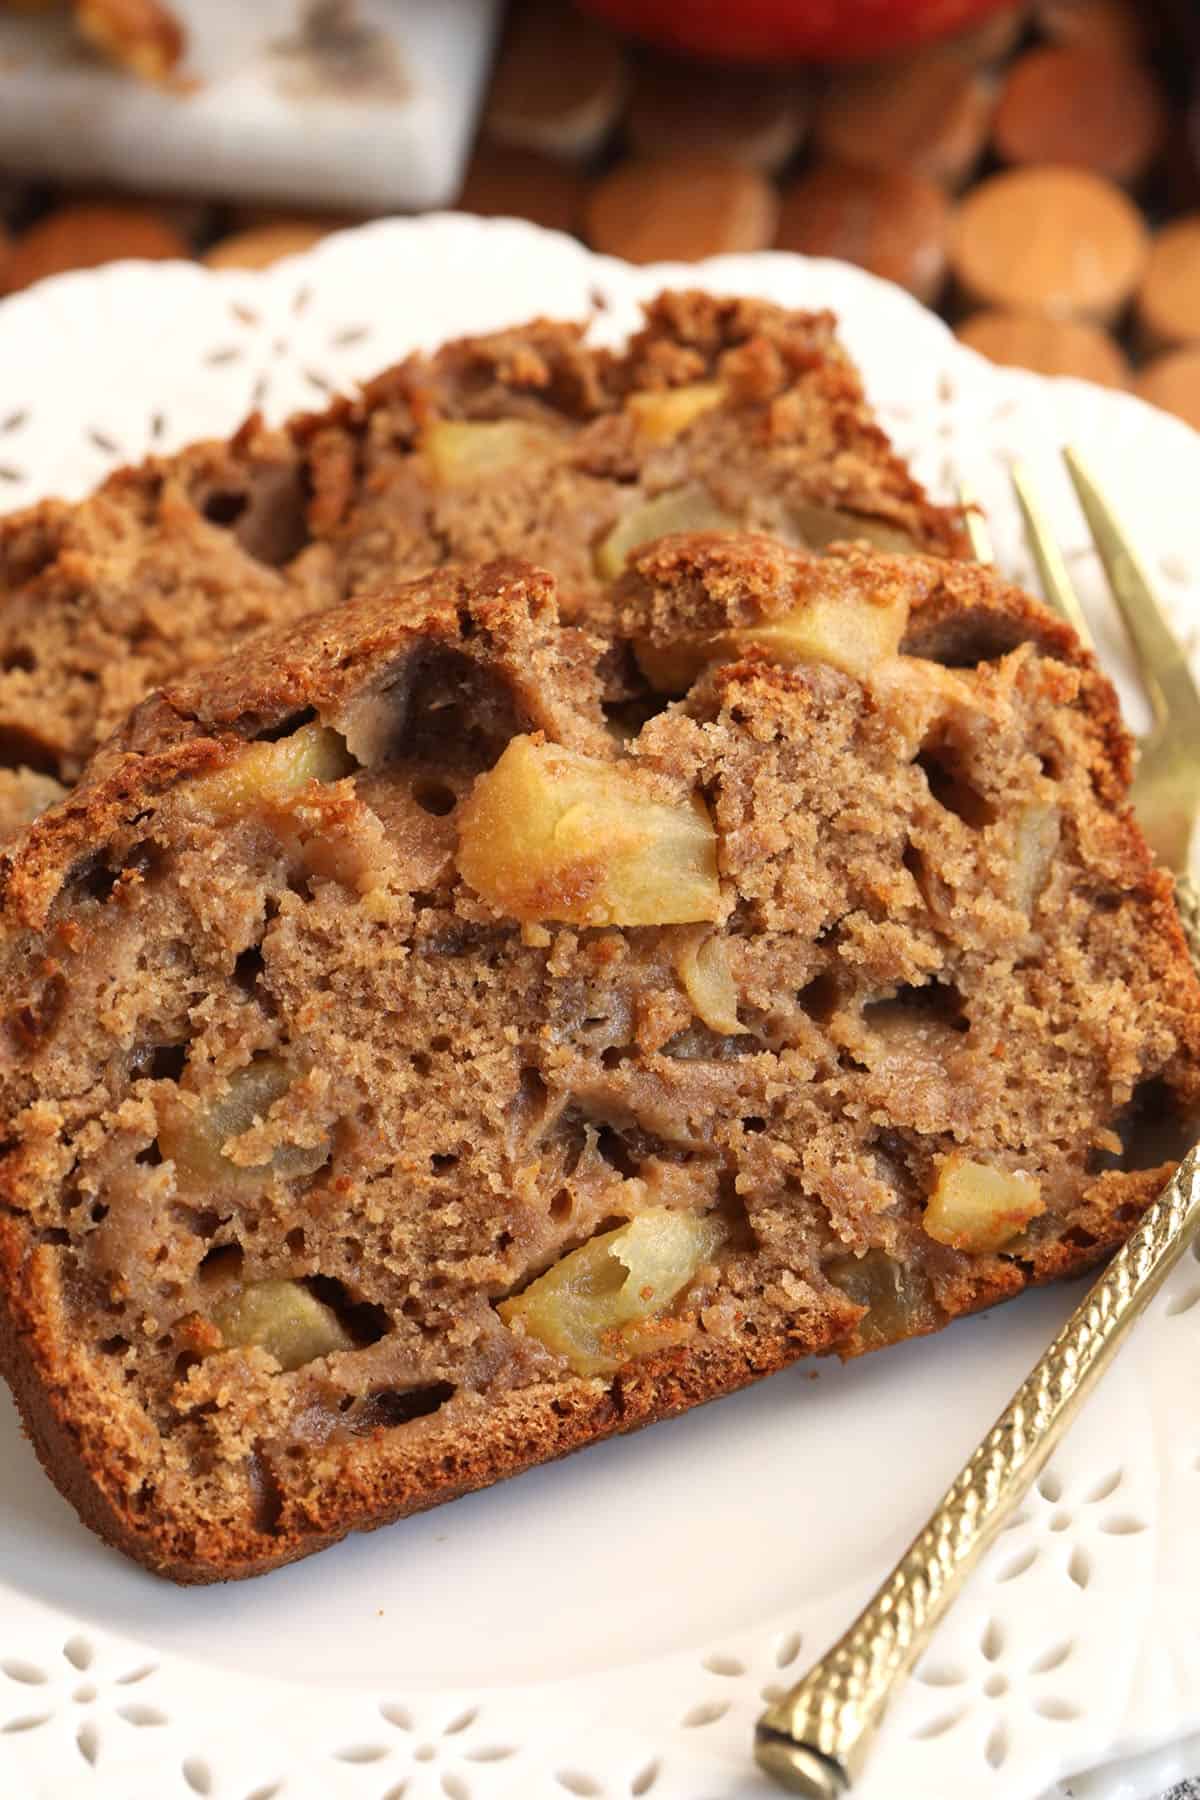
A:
755;1144;1200;1797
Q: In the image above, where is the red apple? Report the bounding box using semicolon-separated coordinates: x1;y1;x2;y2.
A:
577;0;1016;63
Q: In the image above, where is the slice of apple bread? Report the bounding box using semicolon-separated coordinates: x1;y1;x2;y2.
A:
0;537;1194;1581
0;289;967;792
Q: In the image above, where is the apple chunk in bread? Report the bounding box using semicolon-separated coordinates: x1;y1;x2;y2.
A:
420;419;565;485
826;1249;936;1351
635;587;909;693
157;1056;330;1192
1011;803;1060;914
923;1155;1044;1253
456;735;721;927
626;382;723;445
594;484;738;581
213;1280;353;1372
186;722;355;820
789;500;922;555
673;927;741;1034
498;1207;727;1376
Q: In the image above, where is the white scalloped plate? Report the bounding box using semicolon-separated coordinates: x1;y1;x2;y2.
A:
0;217;1198;1800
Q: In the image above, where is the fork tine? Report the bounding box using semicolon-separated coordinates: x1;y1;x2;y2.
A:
1010;461;1097;655
1063;446;1200;738
957;481;994;564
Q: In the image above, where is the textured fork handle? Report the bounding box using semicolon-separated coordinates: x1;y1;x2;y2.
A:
756;1145;1200;1796
755;886;1200;1797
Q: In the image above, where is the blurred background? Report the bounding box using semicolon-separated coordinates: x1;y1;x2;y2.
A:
0;0;1199;429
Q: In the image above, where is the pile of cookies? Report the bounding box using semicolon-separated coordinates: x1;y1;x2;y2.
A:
0;0;1198;429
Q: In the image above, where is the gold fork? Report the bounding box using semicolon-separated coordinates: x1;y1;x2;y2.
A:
755;449;1200;1796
